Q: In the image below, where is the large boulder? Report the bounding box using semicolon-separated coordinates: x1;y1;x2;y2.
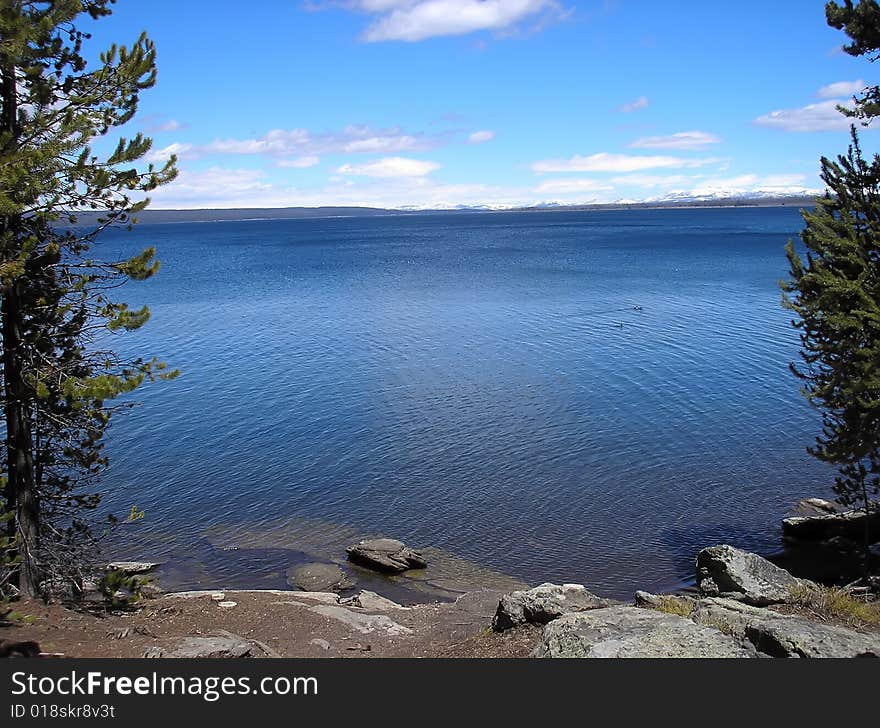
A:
345;538;427;574
531;606;756;658
744;618;880;658
692;597;880;658
782;508;880;543
286;563;355;592
696;544;813;606
492;583;613;631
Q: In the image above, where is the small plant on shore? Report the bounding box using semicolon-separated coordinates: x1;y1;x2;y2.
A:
702;616;738;637
789;584;880;627
97;569;150;611
651;595;695;619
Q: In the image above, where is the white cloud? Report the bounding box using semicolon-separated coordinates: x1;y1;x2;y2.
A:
148;167;274;207
817;80;865;99
629;131;721;150
146;142;194;163
468;129;495;144
142;117;184;133
535;178;614;194
276;156;321;168
531;152;721;173
174;125;441;160
357;0;564;42
205;129;311;156
611;174;696;188
617;96;649;113
149;165;540;209
753;99;855;132
343;134;424;153
146;164;819;210
337;156;441;177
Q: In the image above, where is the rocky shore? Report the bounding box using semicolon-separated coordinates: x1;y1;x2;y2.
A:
2;503;878;659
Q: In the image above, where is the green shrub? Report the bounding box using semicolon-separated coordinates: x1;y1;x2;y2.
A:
98;568;151;610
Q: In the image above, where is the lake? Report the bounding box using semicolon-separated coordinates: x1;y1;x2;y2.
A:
95;206;832;600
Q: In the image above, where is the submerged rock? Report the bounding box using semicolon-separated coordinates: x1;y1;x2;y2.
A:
492;583;612;632
286;563;355;592
345;538;427;574
696;544;813;606
532;606;756;658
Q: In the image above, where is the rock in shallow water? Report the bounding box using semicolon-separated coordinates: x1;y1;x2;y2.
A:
345;538;427;574
532;606;756;658
696;544;814;606
492;583;613;631
286;563;355;592
107;561;160;575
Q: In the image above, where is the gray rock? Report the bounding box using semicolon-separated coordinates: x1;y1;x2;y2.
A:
691;597;781;640
746;618;880;658
453;590;509;619
340;590;407;611
286;563;355;592
691;597;880;658
107;561;160;574
532;606;756;658
782;507;880;543
138;583;164;599
279;591;340;605
345;538;427;573
788;498;843;517
144;635;254;659
492;583;613;631
308;604;413;636
309;638;331;651
634;590;663;607
696;544;813;606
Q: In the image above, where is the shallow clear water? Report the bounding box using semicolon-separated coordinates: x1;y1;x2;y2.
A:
95;207;832;599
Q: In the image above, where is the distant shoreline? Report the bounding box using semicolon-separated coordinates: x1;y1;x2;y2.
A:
71;196;817;226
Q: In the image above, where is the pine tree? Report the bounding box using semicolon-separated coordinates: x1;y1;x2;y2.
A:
826;0;880;122
782;128;880;574
0;1;177;596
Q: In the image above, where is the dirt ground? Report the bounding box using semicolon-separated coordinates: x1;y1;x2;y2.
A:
0;589;541;659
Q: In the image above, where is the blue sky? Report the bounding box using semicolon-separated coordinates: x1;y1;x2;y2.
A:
84;0;878;209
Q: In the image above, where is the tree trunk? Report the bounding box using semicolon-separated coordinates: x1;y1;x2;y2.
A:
0;54;40;596
1;278;40;596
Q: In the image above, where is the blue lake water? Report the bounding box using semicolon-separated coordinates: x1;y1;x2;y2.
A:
95;206;832;599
